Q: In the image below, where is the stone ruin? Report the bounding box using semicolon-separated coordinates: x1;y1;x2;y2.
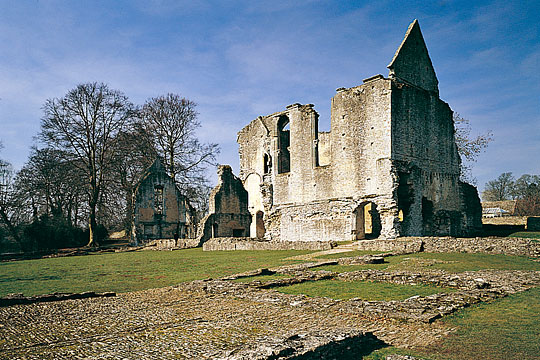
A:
132;158;197;245
220;19;482;243
132;20;483;247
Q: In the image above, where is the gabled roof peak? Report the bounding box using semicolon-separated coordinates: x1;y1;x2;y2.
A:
387;19;439;92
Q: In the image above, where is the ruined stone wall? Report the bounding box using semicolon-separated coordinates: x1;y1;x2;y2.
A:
267;199;355;242
133;159;192;243
355;237;540;257
202;237;334;251
235;19;483;242
198;166;252;244
331;77;394;200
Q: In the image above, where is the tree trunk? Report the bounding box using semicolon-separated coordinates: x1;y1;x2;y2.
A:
87;195;98;247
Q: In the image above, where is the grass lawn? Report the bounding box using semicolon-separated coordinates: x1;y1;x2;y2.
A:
418;286;540;360
0;248;312;297
277;279;456;301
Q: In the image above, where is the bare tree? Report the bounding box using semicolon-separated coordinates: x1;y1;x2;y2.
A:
39;83;134;247
14;147;87;226
0;145;21;245
483;172;515;201
140;94;219;210
453;112;493;184
513;174;540;216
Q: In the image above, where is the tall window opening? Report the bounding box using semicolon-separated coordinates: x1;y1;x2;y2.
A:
263;153;272;174
277;115;290;174
397;172;414;221
154;185;164;215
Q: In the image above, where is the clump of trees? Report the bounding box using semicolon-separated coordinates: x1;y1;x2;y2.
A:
483;172;540;216
0;83;219;252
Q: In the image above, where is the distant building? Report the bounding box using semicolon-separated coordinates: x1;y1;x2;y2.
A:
481;200;517;217
132;158;196;245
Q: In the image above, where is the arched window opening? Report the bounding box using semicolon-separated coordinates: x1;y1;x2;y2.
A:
277;115;290;174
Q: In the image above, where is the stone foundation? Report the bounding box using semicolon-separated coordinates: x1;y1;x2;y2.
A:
144;238;200;250
355;237;540;257
203;237;335;251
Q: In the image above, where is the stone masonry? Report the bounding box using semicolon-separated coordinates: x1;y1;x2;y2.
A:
197;165;252;244
133;158;196;245
235;19;482;242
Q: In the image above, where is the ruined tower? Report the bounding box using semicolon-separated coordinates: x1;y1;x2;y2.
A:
236;19;482;242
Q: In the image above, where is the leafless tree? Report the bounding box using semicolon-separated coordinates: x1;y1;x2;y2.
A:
453;112;493;184
14;147;87;226
0;146;20;245
140;94;219;211
39;83;134;247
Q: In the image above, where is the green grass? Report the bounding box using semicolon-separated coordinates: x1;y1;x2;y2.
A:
312;252;540;273
509;231;540;240
416;286;540;360
277;279;455;301
0;248;312;296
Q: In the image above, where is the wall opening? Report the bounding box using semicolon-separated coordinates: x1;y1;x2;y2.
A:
154;185;164;215
277;115;290;174
255;211;266;238
311;110;319;168
232;228;245;237
212;223;218;238
263;153;272;174
422;197;434;235
353;202;381;240
397;172;414;221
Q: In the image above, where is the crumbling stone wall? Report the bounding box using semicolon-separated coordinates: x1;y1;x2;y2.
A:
235;19;481;242
354;237;540;258
197;165;252;245
133;158;195;245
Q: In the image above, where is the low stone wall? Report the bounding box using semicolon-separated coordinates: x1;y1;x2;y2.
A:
355;237;540;258
482;216;527;226
527;217;540;231
203;237;335;251
353;239;423;254
144;238;200;250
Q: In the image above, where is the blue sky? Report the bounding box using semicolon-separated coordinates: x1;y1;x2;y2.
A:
0;0;538;191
